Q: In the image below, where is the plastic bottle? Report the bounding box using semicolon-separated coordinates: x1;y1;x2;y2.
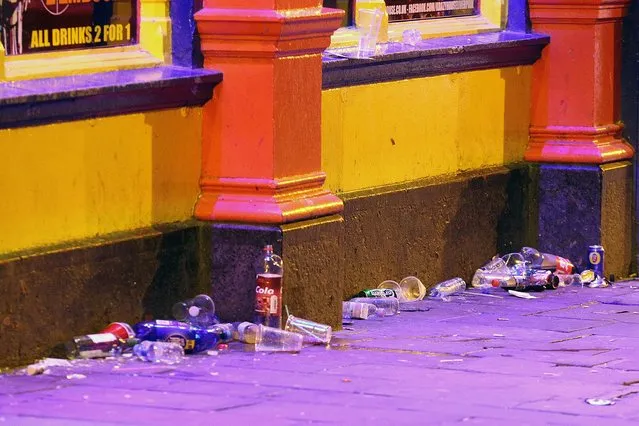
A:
429;278;466;300
133;341;184;365
209;323;234;343
471;257;509;289
133;320;219;354
348;297;399;316
520;247;575;274
342;301;382;320
254;245;284;328
66;333;138;359
172;294;217;327
234;322;259;344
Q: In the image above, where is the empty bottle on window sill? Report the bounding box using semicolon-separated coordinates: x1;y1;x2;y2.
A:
133;341;184;365
429;278;467;300
348;297;399;316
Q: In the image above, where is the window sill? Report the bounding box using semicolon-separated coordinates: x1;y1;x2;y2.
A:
0;66;222;129
330;14;501;48
322;30;550;89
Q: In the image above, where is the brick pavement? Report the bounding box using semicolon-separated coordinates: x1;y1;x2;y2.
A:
2;283;639;425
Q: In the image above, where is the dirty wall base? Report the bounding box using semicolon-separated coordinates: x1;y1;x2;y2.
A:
538;161;633;277
0;223;211;369
210;215;344;330
340;165;537;299
0;166;532;368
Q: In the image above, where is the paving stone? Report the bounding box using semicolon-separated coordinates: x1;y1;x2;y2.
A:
3;283;639;423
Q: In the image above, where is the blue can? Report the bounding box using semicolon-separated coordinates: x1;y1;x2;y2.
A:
587;245;605;277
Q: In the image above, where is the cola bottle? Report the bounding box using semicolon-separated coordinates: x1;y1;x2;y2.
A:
254;245;283;328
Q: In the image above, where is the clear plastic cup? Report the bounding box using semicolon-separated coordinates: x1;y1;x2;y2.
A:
285;315;332;344
398;276;427;301
255;325;303;353
378;280;402;298
356;8;383;58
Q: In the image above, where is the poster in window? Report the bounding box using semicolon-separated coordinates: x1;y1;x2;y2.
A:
1;0;138;56
386;0;477;22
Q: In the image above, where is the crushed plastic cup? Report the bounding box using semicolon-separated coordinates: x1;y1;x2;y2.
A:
398;276;427;301
285;315;332;344
356;8;383;58
402;29;422;46
255;325;303;353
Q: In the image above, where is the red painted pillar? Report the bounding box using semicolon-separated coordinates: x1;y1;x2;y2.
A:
194;1;344;223
525;0;634;163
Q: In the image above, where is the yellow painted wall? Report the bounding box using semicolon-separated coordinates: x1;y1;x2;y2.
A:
0;108;202;256
321;66;532;193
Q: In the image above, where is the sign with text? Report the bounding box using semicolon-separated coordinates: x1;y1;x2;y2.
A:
1;0;138;56
386;0;477;22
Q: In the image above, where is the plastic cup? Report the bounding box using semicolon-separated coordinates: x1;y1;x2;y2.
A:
398;276;427;301
285;315;332;344
101;322;135;339
378;280;402;299
356;8;383;58
255;325;303;353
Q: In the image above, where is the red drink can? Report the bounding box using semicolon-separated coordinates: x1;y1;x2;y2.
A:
101;322;135;339
255;273;283;329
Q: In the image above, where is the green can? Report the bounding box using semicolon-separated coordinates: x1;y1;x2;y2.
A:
357;288;398;298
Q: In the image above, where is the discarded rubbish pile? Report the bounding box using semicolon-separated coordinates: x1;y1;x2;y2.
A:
24;245;333;374
21;244;617;374
343;245;614;313
469;246;611;293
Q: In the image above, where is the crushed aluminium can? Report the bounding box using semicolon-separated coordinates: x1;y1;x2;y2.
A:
587;245;605;277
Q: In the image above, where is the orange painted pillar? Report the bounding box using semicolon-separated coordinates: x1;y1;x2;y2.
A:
525;0;634;163
194;1;344;223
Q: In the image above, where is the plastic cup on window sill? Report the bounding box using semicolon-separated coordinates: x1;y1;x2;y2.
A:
356;8;383;58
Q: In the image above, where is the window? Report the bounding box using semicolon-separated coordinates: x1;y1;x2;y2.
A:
1;0;167;81
325;0;478;26
2;0;137;56
325;0;501;48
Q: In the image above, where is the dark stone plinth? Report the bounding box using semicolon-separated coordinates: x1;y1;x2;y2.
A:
341;165;536;298
210;216;344;329
0;222;211;368
538;161;633;276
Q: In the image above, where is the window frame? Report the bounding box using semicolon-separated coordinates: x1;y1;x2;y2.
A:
0;0;169;82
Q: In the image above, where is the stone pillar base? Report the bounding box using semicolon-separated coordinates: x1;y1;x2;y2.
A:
537;161;633;277
210;215;344;328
